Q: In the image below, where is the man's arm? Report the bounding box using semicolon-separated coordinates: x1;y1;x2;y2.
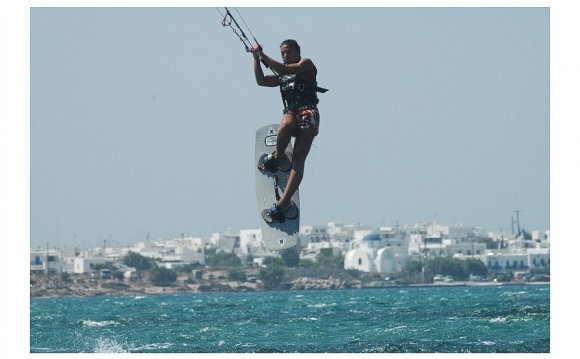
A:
260;53;314;76
253;53;279;87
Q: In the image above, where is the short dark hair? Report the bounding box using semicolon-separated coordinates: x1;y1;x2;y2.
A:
280;39;300;53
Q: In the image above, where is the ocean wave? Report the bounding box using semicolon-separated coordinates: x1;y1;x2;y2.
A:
289;316;320;323
199;326;220;333
489;317;507;323
308;302;336;308
384;325;408;332
81;320;119;327
93;337;128;353
134;343;173;351
478;340;496;346
31;285;550;353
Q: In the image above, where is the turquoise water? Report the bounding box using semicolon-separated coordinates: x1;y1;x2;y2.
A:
30;284;549;353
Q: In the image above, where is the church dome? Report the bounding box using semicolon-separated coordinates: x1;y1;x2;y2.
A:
362;233;381;241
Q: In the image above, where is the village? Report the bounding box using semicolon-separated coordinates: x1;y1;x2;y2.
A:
30;219;550;297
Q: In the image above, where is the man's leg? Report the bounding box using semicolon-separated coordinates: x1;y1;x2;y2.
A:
277;127;317;210
274;113;296;164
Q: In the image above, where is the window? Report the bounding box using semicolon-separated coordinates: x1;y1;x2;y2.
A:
358;258;362;266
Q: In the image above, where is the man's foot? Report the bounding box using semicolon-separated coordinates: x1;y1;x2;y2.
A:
258;151;292;173
283;201;299;220
258;153;278;172
262;203;286;223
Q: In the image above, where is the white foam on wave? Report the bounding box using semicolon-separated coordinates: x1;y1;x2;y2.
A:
288;316;320;323
480;340;496;346
82;320;118;327
308;302;336;308
200;326;218;333
93;337;128;353
490;316;507;323
501;290;528;297
384;325;408;332
131;342;172;351
308;302;327;308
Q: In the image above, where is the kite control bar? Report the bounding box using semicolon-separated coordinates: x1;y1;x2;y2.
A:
217;7;270;69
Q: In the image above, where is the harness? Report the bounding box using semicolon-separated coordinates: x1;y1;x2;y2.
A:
279;74;328;112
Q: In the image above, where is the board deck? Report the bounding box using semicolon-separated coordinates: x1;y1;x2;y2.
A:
255;124;300;250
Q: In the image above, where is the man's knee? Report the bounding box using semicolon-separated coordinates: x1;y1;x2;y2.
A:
278;122;296;138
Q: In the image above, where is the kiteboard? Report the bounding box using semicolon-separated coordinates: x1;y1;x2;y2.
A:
255;124;300;250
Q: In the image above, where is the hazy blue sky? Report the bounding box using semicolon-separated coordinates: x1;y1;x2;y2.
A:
29;7;550;248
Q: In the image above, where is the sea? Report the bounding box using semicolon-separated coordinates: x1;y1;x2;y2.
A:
30;284;549;353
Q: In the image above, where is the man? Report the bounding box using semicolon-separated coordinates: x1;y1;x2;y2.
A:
251;39;324;223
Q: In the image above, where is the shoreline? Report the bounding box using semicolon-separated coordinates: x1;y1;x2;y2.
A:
30;274;549;299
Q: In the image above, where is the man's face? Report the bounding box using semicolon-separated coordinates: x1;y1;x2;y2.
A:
280;45;300;65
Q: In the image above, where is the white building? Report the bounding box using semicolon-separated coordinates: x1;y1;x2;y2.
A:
238;228;265;256
470;249;550;271
30;249;65;273
211;231;240;252
127;237;206;265
72;257;110;274
408;224;486;257
301;240;342;262
532;230;550;243
299;224;330;247
344;233;408;273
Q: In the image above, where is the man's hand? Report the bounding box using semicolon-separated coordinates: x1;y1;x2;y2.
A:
249;44;263;55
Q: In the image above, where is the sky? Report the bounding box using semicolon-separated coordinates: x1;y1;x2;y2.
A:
25;6;554;249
